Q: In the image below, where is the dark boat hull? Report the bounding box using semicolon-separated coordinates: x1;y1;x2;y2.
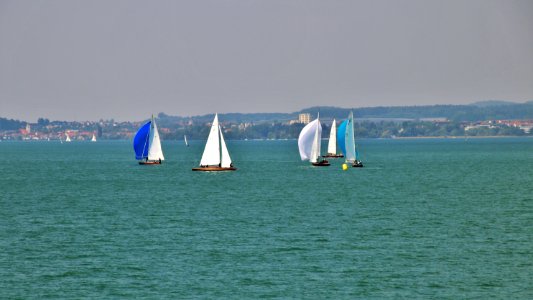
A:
139;161;162;165
192;166;237;171
322;154;344;158
312;160;330;166
352;161;364;168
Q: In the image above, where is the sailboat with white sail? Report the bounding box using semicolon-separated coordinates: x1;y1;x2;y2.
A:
133;115;165;165
298;113;330;166
65;132;71;142
91;134;97;142
184;135;189;147
192;113;236;171
337;111;363;167
323;118;344;158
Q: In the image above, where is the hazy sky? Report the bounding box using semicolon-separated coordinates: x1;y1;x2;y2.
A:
1;0;532;121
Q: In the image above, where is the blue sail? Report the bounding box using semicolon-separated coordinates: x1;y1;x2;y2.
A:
133;121;151;160
337;119;348;156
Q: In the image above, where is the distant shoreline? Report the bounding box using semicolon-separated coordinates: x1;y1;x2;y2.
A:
391;135;531;139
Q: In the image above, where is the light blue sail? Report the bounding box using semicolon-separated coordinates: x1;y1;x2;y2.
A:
337;113;357;162
133;121;151;160
337;119;348;156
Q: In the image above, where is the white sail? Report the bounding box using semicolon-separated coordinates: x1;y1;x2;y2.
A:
184;135;189;146
65;133;71;142
345;112;356;162
199;114;221;166
327;119;337;155
310;115;322;163
147;116;165;161
298;118;321;161
219;125;232;168
91;134;96;142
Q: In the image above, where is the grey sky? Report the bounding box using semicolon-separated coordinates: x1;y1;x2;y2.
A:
1;0;532;121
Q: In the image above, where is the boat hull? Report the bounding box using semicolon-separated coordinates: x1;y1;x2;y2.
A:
352;161;364;168
322;154;344;158
312;160;330;167
139;161;162;165
192;166;237;171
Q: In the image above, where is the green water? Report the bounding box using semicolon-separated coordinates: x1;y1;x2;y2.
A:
1;138;532;298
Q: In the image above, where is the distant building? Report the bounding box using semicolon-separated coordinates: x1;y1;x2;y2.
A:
299;113;311;124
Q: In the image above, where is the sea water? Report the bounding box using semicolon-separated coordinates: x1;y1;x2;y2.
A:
1;138;532;298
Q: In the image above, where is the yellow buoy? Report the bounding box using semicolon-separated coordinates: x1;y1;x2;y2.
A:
342;163;348;171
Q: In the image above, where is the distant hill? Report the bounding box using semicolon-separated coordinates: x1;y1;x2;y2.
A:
470;100;518;107
0;117;25;130
2;101;532;126
158;102;533;124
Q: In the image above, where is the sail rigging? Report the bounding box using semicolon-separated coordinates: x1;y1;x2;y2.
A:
194;113;236;171
133;115;164;162
337;112;358;163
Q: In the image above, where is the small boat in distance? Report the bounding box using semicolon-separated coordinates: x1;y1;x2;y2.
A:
338;111;363;168
323;118;344;158
133;115;165;165
184;135;189;147
298;113;330;166
65;132;71;142
91;134;97;142
192;114;236;171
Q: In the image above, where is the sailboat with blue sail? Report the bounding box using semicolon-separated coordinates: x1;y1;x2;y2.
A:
133;115;165;165
337;111;363;167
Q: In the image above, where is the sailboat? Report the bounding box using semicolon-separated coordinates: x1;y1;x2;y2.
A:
91;134;97;142
184;135;189;147
323;118;344;158
298;113;330;166
337;112;363;167
65;132;71;142
133;115;165;165
192;114;236;171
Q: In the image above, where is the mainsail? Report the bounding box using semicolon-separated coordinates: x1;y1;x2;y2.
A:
199;114;221;166
147;116;164;161
327;119;337;155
